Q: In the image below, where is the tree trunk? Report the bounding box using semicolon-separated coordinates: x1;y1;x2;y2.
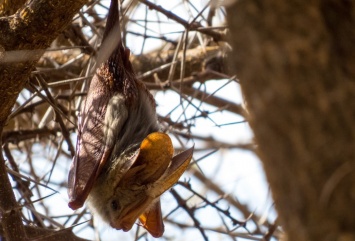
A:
227;1;355;240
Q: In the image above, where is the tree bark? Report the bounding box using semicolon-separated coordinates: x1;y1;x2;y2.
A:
227;1;355;240
0;0;88;127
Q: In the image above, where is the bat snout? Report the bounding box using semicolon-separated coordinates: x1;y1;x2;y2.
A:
109;197;151;232
110;218;135;232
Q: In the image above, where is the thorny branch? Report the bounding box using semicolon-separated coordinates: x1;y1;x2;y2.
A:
170;188;209;241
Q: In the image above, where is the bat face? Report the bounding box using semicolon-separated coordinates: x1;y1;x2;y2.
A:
87;132;194;237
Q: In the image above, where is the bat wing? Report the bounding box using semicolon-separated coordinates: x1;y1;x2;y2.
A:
68;139;113;210
68;76;129;210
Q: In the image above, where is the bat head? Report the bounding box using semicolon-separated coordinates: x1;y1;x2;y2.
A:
88;132;194;237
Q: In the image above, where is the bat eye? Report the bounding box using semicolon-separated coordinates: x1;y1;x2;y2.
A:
111;200;119;211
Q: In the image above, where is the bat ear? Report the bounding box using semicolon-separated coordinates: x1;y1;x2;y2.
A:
151;145;194;198
139;199;164;238
130;132;174;184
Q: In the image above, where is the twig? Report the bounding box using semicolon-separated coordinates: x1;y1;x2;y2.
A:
170;188;209;241
177;181;247;227
139;0;226;41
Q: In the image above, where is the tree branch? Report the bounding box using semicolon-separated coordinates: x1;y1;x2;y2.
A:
138;0;227;42
0;0;88;125
0;142;27;241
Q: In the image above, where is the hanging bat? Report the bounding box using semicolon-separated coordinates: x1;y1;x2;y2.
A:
67;0;193;238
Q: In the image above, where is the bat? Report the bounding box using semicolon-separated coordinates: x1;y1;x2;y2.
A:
67;0;193;238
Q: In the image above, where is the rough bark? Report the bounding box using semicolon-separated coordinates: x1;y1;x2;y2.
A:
227;1;355;240
0;0;26;16
0;0;88;127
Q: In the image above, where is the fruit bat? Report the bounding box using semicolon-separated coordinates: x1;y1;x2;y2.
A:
67;0;193;238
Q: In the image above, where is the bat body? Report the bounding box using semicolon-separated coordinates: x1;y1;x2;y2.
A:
68;0;193;237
